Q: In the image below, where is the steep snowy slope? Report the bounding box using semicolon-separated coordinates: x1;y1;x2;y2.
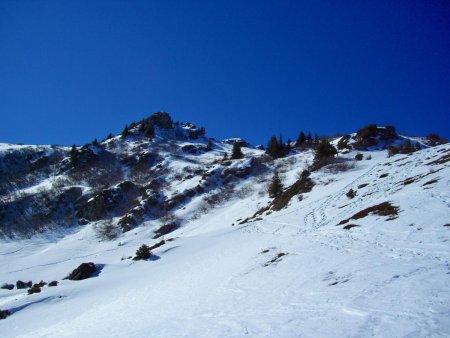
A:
1;140;449;337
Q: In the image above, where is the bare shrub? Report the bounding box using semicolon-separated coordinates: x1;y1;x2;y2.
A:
158;212;177;225
324;160;355;174
51;176;71;194
93;219;120;241
255;174;269;184
172;170;183;181
236;184;254;199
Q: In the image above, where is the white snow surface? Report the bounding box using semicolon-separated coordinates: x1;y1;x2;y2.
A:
1;144;450;337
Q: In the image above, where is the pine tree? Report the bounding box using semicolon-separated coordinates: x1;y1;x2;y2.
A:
231;142;243;159
266;135;279;158
138;121;145;132
286;138;292;153
415;142;421;151
206;139;213;151
268;171;283;198
106;133;113;140
144;124;155;139
313;133;320;148
266;135;287;158
121;125;129;138
401;139;415;153
312;139;337;170
69;144;78;165
315;139;337;160
92;138;99;147
278;134;286;157
296;131;306;147
306;131;312;146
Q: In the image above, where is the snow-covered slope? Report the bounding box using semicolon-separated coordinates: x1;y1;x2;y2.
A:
1;131;449;337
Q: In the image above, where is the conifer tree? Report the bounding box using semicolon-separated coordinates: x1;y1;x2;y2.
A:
268;171;283;198
121;125;129;138
231;142;244;159
286;138;292;153
206;139;213;151
106;133;113;140
278;134;286;157
92;138;99;147
266;135;279;158
313;133;320;148
312;139;337;170
144;124;155;139
70;144;78;165
296;131;306;147
315;139;337;160
306;131;313;146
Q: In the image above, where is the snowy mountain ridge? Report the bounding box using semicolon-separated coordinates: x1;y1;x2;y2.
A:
0;113;449;337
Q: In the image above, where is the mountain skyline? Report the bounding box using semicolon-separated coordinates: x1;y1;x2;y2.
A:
1;1;449;146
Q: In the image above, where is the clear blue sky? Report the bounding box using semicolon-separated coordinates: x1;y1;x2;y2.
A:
1;0;449;146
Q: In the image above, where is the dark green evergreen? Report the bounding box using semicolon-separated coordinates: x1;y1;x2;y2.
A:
295;131;306;147
268;171;283;198
231;142;244;159
70;144;78;165
144;123;155;139
121;125;129;138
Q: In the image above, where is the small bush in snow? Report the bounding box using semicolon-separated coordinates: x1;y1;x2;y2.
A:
133;244;152;260
346;189;356;199
268;171;283;198
231;142;244;159
236;184;254;199
324;160;354;173
153;222;179;239
354;153;364;161
27;284;41;295
0;309;11;320
93;219;119;241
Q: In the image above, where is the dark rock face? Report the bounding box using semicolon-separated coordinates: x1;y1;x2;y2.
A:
181;144;207;154
146;112;173;129
48;281;58;287
353;125;397;150
77;181;140;221
65;262;97;281
16;280;32;289
0;186;84;238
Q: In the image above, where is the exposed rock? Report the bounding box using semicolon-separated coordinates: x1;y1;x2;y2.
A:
77;181;140;221
16;280;32;289
65;262;97;281
1;283;14;290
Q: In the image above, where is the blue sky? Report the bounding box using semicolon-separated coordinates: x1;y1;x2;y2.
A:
0;0;449;146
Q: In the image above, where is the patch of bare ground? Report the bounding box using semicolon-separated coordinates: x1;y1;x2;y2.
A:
264;252;288;267
343;224;360;230
338;202;400;225
426;153;450;165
